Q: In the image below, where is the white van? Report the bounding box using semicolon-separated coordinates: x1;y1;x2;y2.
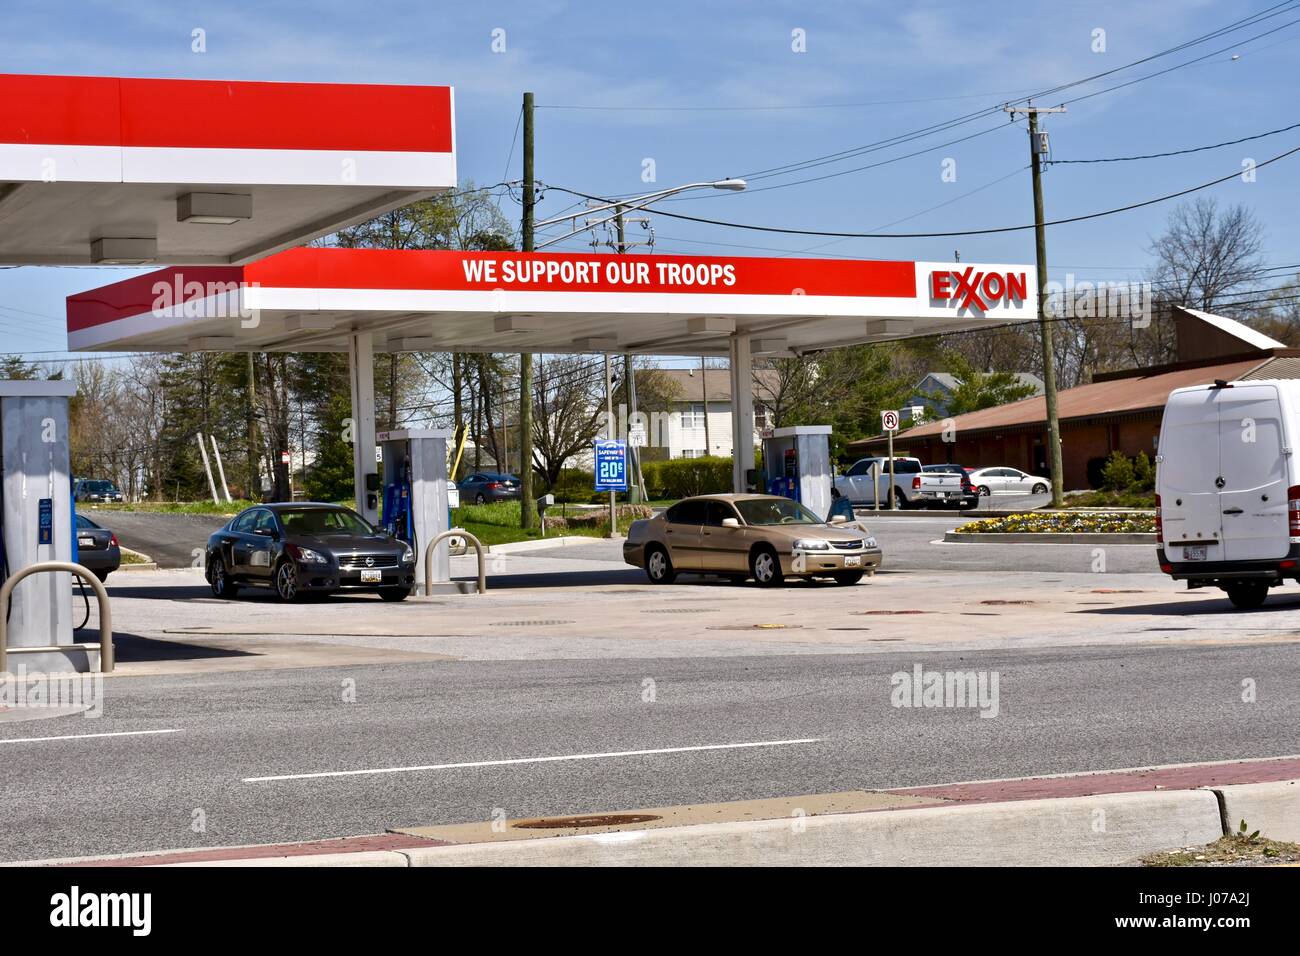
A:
1156;378;1300;608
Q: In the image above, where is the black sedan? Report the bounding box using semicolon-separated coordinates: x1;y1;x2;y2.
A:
74;513;121;582
457;472;521;504
204;502;416;602
74;479;124;503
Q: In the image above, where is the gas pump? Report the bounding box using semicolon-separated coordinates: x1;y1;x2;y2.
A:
759;425;833;519
0;380;100;672
376;429;451;588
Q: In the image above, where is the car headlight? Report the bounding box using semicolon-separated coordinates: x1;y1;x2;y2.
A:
793;538;830;551
291;546;329;564
401;545;414;564
865;537;878;549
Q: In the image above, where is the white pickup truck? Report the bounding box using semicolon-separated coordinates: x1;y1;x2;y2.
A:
832;456;965;509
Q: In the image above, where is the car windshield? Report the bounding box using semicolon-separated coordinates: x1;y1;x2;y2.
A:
735;498;823;526
278;508;375;536
83;481;115;492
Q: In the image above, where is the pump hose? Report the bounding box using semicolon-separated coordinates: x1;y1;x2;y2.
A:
74;574;91;631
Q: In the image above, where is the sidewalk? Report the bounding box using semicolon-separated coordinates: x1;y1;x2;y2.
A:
19;757;1298;867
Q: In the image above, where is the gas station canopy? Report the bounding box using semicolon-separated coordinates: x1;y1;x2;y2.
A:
66;248;1036;356
0;74;455;265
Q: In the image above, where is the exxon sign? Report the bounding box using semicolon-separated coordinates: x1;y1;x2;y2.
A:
929;268;1028;312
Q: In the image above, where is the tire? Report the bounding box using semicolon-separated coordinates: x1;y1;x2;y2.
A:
977;485;992;497
750;546;784;587
379;587;410;602
890;492;908;511
1032;483;1048;494
833;571;864;586
209;557;239;599
1225;581;1269;609
475;493;486;505
645;544;676;584
274;560;302;602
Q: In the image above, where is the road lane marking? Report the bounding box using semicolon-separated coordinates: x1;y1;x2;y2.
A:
244;737;825;783
0;729;182;745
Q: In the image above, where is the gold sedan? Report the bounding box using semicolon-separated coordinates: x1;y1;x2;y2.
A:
623;493;882;587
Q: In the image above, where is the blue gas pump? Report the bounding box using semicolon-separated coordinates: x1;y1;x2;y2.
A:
381;457;414;547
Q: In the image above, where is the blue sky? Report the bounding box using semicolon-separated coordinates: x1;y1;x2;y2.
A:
2;0;1298;359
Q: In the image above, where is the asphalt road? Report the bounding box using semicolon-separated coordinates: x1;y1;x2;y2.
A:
2;641;1295;862
81;510;228;569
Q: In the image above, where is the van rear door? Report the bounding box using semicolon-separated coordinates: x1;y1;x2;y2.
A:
1215;383;1289;561
1159;388;1224;560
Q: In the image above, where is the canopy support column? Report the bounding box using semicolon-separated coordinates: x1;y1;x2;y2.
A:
729;333;755;494
348;331;379;524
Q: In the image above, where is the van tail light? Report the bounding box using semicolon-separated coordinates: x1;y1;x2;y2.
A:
912;476;922;490
1154;494;1162;544
1288;486;1300;536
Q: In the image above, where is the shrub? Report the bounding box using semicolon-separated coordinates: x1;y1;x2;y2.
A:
1100;450;1135;491
546;469;595;503
1131;450;1155;491
640;456;732;499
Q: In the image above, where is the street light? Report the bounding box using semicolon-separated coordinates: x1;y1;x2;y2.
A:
535;179;746;249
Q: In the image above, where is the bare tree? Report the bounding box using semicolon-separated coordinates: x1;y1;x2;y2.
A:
1148;198;1265;315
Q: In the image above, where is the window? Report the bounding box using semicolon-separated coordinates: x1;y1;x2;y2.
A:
279;508;373;536
681;403;706;429
734;498;821;526
678;449;706;459
705;501;740;526
665;500;708;525
846;460;874;477
754;405;770;430
231;511;258;533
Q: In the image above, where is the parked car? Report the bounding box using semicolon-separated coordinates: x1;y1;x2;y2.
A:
921;464;979;508
624;493;882;587
1157;379;1298;609
833;456;964;509
457;472;521;505
73;479;124;503
204;502;415;602
965;467;1049;497
74;513;121;582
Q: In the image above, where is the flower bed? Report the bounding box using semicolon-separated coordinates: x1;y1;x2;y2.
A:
956;512;1155;535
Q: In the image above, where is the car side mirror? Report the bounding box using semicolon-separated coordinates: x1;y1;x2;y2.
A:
721;517;740;528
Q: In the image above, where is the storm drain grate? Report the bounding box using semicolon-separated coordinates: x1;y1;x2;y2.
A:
643;607;718;614
853;609;929;615
706;623;802;631
513;813;661;829
979;600;1035;606
489;620;575;627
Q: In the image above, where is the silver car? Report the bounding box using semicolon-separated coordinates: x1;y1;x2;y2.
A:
966;467;1049;497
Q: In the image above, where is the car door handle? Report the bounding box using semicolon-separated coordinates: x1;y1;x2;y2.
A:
1223;507;1244;515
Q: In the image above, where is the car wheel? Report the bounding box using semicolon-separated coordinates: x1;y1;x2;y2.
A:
1032;483;1048;494
209;558;239;599
645;544;676;584
977;485;991;497
890;493;908;510
475;493;486;505
274;561;301;602
1225;581;1269;609
379;587;410;602
832;571;864;586
750;546;784;587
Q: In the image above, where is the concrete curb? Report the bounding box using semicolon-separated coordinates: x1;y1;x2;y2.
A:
943;531;1155;545
1216;779;1300;842
391;790;1220;867
115;562;159;572
170;850;409;868
481;536;618;555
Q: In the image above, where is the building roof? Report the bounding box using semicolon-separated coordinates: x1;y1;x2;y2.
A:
658;367;780;402
850;356;1270;450
916;371;1044;393
1180;308;1286;352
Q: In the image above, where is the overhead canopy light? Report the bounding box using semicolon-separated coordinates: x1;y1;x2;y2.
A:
90;237;157;265
494;316;543;333
752;337;788;355
686;316;735;335
177;192;253;225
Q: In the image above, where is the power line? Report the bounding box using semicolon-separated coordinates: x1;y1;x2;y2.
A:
1049;120;1300;165
539;139;1300;240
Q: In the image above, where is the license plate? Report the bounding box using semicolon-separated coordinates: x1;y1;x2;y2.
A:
1184;545;1208;561
844;555;861;567
78;536;95;547
360;569;382;583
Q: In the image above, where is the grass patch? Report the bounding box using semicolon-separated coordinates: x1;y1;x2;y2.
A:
451;499;652;545
1143;821;1300;866
118;550;150;565
84;500;256;516
956;512;1155;534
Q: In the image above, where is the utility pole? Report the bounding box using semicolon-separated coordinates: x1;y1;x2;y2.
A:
1005;103;1067;508
519;92;537;529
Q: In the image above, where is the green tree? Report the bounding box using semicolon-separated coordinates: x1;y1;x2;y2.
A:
931;351;1039;417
